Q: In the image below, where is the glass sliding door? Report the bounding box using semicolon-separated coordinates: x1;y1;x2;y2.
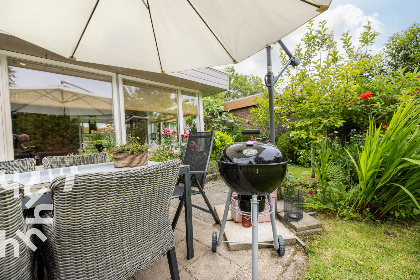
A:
182;92;200;132
123;80;178;148
8;60;113;163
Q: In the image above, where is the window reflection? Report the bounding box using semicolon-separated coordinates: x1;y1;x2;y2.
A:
182;92;199;132
123;81;178;147
8;60;113;163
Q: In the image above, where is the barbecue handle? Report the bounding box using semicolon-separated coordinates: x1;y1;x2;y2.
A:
241;129;260;135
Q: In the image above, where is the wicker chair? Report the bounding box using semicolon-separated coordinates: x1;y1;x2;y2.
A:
0;158;36;174
0;187;34;279
42;152;110;169
172;131;220;226
41;159;181;280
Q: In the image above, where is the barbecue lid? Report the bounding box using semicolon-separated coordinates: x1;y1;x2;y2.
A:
217;141;286;165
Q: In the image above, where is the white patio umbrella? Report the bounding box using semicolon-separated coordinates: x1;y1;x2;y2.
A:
10;81;112;116
0;0;331;73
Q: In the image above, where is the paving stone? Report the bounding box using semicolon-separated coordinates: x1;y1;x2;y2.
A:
277;200;322;234
222;219;295;251
214;204;296;251
174;228;186;244
215;242;252;267
179;269;197;280
231;247;297;280
186;252;240;280
132;254;171;280
175;237;209;269
191;217;220;248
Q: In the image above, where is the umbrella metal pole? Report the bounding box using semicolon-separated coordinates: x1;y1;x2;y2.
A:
265;46;276;145
217;189;233;246
251;194;259;279
266;46;279;216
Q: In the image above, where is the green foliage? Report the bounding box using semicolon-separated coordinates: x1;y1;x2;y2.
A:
112;143;150;154
307;139;352;213
383;22;420;73
203;67;265;134
12;112;73;152
210;131;234;160
222;66;266;101
149;145;180;162
313;139;331;190
347;68;420;130
347;100;420;219
250;20;381;161
203;95;241;134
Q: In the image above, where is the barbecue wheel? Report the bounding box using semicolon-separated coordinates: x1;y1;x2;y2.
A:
212;231;218;252
277;235;285;257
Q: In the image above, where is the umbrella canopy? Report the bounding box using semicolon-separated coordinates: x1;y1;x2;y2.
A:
10;81;112;116
0;0;331;73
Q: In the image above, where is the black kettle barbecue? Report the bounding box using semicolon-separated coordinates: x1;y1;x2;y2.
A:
212;129;288;280
217;129;287;195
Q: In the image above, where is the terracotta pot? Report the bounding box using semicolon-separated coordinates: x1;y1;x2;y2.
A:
113;151;148;168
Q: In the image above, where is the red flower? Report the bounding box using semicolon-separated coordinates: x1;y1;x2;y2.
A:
382;124;388;128
360;91;373;100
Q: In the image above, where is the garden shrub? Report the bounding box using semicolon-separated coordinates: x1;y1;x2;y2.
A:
149;145;180;162
211;131;234;160
347;100;420;220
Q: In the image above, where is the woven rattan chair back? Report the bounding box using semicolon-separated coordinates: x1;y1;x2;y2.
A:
0;187;34;279
182;131;214;188
42;152;109;169
0;158;36;174
42;159;181;279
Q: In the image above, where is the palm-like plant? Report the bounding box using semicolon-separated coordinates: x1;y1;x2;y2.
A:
348;100;420;219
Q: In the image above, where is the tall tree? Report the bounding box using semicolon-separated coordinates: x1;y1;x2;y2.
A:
383;23;420;73
221;66;266;102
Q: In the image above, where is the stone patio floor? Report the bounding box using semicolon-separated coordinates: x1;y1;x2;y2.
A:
129;180;308;280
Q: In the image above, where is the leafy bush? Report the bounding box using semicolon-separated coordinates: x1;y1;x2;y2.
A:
347;100;420;219
211;131;234;160
149;145;181;162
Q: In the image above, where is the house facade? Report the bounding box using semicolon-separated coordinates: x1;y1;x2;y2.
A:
0;33;228;162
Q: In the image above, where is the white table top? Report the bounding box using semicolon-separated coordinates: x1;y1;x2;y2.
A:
1;162;164;195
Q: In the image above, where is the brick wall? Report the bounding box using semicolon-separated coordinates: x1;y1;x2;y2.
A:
231;106;256;127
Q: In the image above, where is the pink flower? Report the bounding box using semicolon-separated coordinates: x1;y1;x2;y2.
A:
173;130;177;133
308;190;315;194
265;140;269;143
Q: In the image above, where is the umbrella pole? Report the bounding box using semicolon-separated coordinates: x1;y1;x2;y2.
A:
265;46;276;145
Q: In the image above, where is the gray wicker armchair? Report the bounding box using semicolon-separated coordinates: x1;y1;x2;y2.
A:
0;187;34;280
42;152;110;169
41;159;181;280
0;158;36;174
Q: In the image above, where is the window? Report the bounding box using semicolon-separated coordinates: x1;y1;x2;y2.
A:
8;60;113;162
123;80;178;147
182;92;199;132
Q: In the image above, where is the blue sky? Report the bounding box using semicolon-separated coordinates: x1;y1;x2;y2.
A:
217;0;420;79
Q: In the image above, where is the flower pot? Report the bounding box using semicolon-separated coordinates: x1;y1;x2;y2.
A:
113;151;148;168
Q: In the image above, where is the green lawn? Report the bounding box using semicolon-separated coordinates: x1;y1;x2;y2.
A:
287;164;311;180
302;215;420;280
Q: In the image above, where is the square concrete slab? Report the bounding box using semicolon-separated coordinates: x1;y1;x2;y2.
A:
214;204;296;251
277;200;322;235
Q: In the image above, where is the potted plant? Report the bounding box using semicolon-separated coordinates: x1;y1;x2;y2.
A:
112;143;150;168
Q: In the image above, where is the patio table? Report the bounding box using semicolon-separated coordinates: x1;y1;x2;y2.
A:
2;162;195;260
